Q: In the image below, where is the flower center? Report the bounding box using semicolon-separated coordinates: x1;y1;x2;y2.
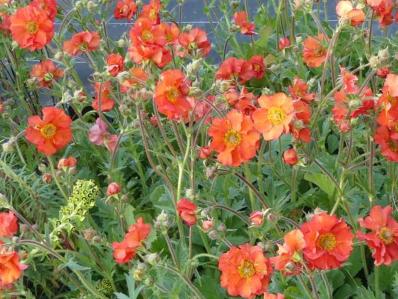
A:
26;21;38;34
166;87;180;103
317;233;337;251
224;129;241;146
379;227;394;244
142;30;153;42
238;260;256;278
267;107;286;125
40;124;57;139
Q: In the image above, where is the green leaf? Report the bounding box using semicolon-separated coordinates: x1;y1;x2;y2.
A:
304;172;336;199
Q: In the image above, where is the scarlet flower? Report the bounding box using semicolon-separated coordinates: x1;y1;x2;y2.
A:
271;229;305;276
154;69;192;120
9;4;54;51
63;31;100;56
0;243;27;287
92;82;115;112
30;60;64;88
218;244;273;299
302;34;328;68
177;198;197;226
216;57;246;82
107;182;121;196
301;213;354;270
112;217;151;264
367;0;394;27
252;93;294;141
288;78;315;103
340;67;359;94
357;205;398;266
250;211;264;226
120;67;148;93
0;212;18;237
239;55;266;82
114;0;137;20
198;146;212;159
178;28;211;57
0;13;11;34
224;87;257;116
283;148;298;166
208;109;260;167
278;37;290;50
106;53;124;77
139;0;161;24
31;0;57;20
57;156;77;169
233;11;255;35
374;125;398;162
25;107;72;156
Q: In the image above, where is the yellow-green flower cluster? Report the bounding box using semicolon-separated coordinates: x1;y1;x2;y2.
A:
97;279;113;296
59;179;99;225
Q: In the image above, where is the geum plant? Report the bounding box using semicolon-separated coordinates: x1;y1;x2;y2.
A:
1;0;398;298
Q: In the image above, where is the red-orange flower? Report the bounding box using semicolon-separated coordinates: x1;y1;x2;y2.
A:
336;1;365;26
9;4;54;51
114;0;137;20
30;60;64;88
252;93;294;141
278;37;290;50
120;67;148;93
224;87;257;116
239;55;266;82
106;53;124;77
288;78;315;103
302;34;328;68
264;293;285;299
25;107;72;156
366;0;394;27
31;0;57;20
112;217;151;264
283;148;298;166
63;31;100;56
0;243;26;287
250;211;264;227
374;125;398;162
233;11;255;35
139;0;161;24
92;82;115;112
218;244;273;299
271;229;305;275
178;28;211;57
357;205;398;266
208;109;260;167
216;57;246;82
154;69;192;120
301;213;354;270
0;212;18;238
177;198;197;226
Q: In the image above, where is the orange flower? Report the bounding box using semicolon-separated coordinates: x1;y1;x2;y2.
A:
271;229;305;275
31;0;57;20
288;78;315;103
25;107;72;156
9;4;54;51
30;60;64;88
208;109;260;167
154;69;192;120
114;0;137;20
120;67;148;93
224;87;257;116
218;244;273;299
264;293;285;299
233;11;255;35
302;34;327;68
239;55;266;82
92;82;115;112
63;31;100;56
177;198;197;226
336;1;365;26
139;0;161;24
357;205;398;266
0;243;27;287
57;156;77;169
374;125;398;162
112;217;151;264
252;93;294;141
178;28;211;57
106;53;124;77
301;213;354;270
366;0;394;27
0;212;18;238
384;74;398;98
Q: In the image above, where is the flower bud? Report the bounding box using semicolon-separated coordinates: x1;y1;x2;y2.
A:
145;253;159;266
155;210;169;230
107;182;121;196
249;211;264;226
202;219;214;232
42;173;52;183
133;262;146;281
117;38;127;48
283;148;299;166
